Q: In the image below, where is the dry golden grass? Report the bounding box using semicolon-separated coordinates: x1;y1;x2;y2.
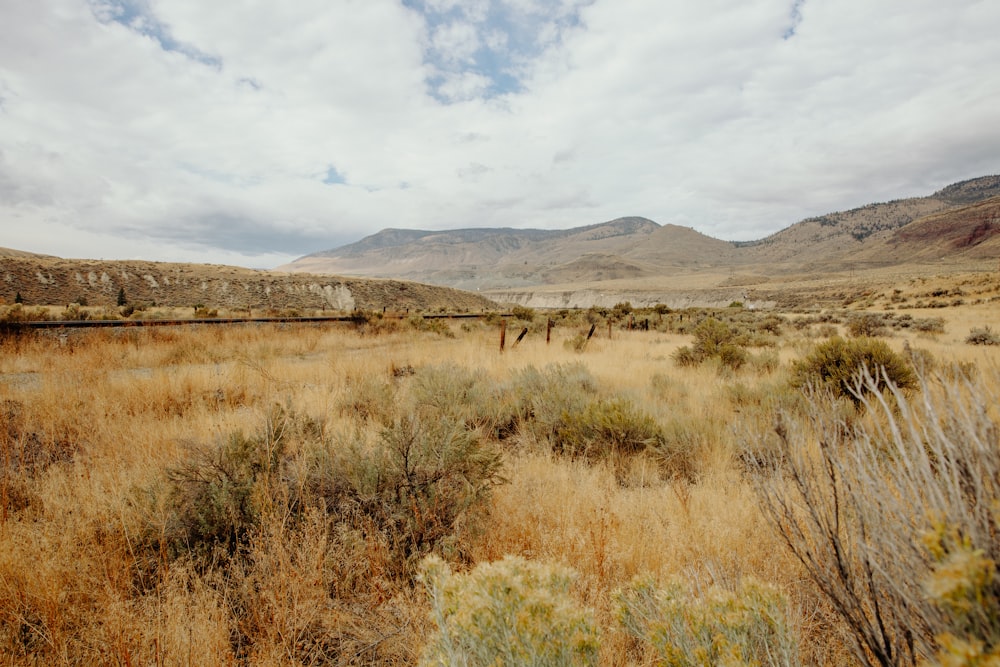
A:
1;280;999;665
485;259;1000;310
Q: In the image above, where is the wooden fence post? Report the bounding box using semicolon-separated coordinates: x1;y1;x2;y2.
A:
513;327;528;347
500;320;507;352
546;319;552;344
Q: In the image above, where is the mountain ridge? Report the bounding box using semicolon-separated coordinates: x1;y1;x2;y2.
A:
279;175;1000;288
4;176;999;311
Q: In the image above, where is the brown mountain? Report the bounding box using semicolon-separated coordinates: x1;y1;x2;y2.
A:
865;196;1000;263
280;176;1000;289
4;176;998;312
0;257;497;312
736;175;1000;269
279;217;735;290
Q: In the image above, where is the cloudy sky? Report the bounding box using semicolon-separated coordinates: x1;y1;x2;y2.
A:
1;0;998;268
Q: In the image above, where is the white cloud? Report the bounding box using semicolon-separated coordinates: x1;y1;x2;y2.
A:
0;0;998;265
431;20;481;64
436;71;492;101
484;28;508;52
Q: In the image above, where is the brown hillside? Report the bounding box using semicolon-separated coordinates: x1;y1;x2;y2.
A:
627;223;737;266
541;254;655;283
740;175;1000;269
280;176;1000;290
0;257;497;312
828;197;1000;267
279;217;734;288
0;247;55;259
893;197;1000;256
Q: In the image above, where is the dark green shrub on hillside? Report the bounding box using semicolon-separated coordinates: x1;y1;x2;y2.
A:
152;405;503;586
672;345;700;367
910;317;944;334
338;374;397;423
718;343;749;371
193;306;218;318
61;303;88;320
509;363;598;440
407;314;455;337
410;363;488;418
692;317;736;356
847;313;891;337
756;314;785;336
510;304;536;322
552;397;665;461
163;422;291;566
791;336;916;404
612;301;633;319
672;317;749;371
339;415;504;567
966;326;1000;345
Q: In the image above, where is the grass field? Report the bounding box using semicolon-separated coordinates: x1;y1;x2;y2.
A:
2;273;1000;665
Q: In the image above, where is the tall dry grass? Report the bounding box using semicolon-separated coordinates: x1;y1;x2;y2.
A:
0;301;997;665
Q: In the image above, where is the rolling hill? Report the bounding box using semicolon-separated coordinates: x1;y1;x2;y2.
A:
279;176;1000;292
738;176;1000;268
0;257;497;312
279;217;735;290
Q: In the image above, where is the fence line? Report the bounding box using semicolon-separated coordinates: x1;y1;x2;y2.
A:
0;312;506;331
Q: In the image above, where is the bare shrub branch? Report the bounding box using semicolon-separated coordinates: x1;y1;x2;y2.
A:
753;366;1000;666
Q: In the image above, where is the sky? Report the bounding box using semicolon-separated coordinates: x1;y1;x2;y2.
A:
1;0;998;269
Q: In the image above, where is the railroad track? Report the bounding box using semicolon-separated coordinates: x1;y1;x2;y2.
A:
0;312;499;330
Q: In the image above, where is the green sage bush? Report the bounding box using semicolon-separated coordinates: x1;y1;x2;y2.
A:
790;336;916;404
616;575;799;666
419;555;599;667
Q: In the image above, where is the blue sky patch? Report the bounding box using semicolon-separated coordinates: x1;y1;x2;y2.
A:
323;166;347;185
403;0;589;103
88;0;221;67
783;0;806;39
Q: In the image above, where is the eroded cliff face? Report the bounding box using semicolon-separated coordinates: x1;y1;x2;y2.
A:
0;257;498;312
483;288;776;310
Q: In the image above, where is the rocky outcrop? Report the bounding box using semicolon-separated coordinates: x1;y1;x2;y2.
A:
0;258;496;312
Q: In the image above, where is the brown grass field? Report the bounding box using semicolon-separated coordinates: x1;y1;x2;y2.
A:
2;268;1000;666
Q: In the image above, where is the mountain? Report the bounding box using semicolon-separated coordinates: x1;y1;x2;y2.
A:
738;175;1000;268
279;176;1000;289
279;216;734;289
867;196;1000;263
6;176;997;312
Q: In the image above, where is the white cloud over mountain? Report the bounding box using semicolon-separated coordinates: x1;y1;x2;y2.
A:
1;0;998;267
